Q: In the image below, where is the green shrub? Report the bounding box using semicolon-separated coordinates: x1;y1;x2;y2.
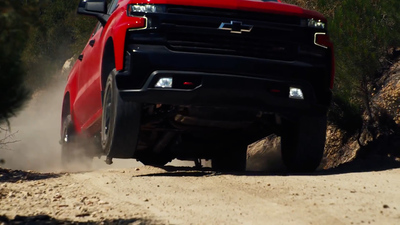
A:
22;0;97;88
0;0;35;123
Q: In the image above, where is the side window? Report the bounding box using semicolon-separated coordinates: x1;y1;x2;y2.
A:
107;0;119;15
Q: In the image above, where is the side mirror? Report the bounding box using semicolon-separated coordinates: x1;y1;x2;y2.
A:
77;0;109;26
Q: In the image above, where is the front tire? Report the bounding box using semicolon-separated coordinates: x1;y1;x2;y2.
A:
281;116;327;172
101;69;141;159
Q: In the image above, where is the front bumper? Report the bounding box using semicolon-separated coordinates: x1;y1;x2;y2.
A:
116;44;332;115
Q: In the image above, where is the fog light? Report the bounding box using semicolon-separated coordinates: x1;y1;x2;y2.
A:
289;87;304;100
155;77;173;88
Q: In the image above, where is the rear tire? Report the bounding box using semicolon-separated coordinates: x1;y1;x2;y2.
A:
281;116;327;172
61;115;92;170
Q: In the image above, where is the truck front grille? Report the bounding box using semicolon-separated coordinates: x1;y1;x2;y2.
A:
128;5;308;61
166;31;297;61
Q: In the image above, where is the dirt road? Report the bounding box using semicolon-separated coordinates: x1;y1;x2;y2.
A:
1;158;400;225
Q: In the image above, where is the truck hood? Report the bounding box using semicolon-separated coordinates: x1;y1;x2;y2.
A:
127;0;326;21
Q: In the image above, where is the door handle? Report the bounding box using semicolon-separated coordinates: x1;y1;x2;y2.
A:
78;54;83;61
89;39;95;47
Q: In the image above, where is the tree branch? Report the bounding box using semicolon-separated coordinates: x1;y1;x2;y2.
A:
0;126;19;150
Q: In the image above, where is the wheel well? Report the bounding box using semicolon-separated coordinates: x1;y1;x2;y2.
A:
62;93;70;121
102;38;116;93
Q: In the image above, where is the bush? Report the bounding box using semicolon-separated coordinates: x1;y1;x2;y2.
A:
22;0;97;88
0;0;35;123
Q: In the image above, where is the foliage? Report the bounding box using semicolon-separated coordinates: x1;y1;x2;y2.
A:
0;0;34;124
22;0;97;88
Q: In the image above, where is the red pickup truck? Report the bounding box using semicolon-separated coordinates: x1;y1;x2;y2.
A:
61;0;334;172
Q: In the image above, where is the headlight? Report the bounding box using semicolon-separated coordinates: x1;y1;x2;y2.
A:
128;4;166;15
308;19;326;29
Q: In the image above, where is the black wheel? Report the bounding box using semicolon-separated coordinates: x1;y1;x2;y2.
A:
212;141;247;172
101;69;141;159
281;115;327;172
61;115;92;170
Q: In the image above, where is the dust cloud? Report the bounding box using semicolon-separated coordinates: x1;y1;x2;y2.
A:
1;79;65;172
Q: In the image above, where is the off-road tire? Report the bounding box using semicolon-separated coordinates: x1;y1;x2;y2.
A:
101;69;141;158
281;116;327;172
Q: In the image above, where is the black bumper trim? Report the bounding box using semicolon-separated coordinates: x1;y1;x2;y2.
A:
118;70;330;115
